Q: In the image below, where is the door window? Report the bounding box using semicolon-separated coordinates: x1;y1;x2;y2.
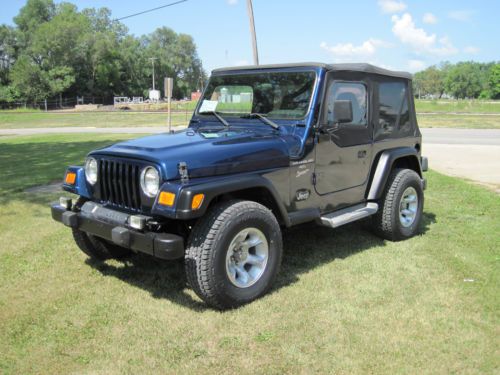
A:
326;82;367;126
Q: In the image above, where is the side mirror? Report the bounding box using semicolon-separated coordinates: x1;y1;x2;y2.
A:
333;100;353;124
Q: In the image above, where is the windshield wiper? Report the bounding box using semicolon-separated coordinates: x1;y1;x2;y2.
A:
240;113;280;130
199;111;230;127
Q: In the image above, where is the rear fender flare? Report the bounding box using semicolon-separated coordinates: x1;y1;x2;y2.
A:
367;148;422;200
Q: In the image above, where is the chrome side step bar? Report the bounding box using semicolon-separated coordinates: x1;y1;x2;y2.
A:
318;202;379;228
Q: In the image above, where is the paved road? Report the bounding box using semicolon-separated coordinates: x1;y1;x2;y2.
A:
2;126;499;191
421;128;500;146
421;128;500;192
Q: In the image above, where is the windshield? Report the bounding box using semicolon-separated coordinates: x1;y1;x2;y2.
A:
197;71;316;120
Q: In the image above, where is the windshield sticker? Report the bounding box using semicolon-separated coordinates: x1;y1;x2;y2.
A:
200;133;220;138
199;100;218;113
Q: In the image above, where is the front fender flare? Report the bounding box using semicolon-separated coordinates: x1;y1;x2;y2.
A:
152;174;291;226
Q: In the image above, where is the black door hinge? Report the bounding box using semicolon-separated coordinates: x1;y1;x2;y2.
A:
312;172;317;185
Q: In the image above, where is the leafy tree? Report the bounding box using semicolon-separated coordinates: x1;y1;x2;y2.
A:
444;62;483;99
0;84;20;103
1;2;206;103
413;66;444;98
80;7;130;98
143;27;205;98
47;66;75;103
13;0;55;49
9;55;50;102
0;25;17;70
488;64;500;99
14;0;55;32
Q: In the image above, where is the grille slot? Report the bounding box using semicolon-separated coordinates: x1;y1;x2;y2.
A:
98;159;142;210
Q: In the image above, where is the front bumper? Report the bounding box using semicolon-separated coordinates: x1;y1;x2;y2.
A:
51;201;184;260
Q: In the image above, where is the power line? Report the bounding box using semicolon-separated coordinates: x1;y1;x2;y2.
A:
114;0;188;21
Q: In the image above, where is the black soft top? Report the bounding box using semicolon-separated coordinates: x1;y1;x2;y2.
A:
212;62;412;80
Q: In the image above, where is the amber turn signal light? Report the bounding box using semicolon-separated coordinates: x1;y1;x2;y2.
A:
65;172;76;185
191;194;204;210
158;191;175;206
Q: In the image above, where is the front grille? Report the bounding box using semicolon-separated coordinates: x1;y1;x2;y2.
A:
98;159;142;210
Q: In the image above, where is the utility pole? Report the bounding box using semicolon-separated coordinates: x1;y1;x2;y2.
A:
164;77;173;132
246;0;259;65
149;57;157;90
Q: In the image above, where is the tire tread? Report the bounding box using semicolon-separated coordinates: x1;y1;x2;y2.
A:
372;168;422;241
185;200;281;309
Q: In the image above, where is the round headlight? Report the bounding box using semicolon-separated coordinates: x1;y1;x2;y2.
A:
140;167;160;198
85;157;98;185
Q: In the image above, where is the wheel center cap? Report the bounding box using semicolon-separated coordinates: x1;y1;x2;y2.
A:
233;245;248;263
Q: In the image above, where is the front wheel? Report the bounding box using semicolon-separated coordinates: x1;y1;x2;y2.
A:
372;168;424;241
185;200;283;309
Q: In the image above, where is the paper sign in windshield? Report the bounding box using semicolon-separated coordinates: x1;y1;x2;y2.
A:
199;100;218;113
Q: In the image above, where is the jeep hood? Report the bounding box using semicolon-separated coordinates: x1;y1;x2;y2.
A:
90;128;296;180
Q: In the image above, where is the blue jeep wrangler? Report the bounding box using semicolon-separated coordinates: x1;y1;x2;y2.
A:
52;63;428;309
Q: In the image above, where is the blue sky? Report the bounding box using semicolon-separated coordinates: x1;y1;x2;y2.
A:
1;0;498;73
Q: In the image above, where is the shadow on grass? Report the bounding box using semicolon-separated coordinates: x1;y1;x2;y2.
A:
85;212;436;311
0;139;134;203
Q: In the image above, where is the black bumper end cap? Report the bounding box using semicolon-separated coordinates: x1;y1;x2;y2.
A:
62;211;78;228
154;233;184;260
111;227;131;247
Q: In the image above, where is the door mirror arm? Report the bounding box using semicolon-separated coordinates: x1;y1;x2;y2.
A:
320;122;342;134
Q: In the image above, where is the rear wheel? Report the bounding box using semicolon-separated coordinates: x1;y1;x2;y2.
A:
372;168;424;241
72;229;132;260
185;200;283;309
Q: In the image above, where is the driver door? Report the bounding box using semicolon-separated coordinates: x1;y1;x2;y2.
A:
314;75;373;196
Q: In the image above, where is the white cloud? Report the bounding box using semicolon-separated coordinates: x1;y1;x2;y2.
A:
391;13;458;56
448;10;474;22
226;0;238;5
423;13;437;24
320;38;391;59
407;59;426;72
391;13;435;49
464;46;480;54
378;0;407;14
434;36;458;56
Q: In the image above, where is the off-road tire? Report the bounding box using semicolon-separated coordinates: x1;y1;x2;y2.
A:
72;229;132;260
185;200;283;309
372;168;424;241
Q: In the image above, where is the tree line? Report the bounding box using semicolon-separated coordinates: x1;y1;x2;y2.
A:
0;0;206;105
413;61;500;100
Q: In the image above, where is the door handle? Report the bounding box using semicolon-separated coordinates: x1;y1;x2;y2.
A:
358;150;367;158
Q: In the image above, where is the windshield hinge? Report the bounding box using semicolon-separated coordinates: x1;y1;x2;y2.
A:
178;162;189;183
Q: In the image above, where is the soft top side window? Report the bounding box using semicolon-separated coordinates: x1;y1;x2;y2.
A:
325;82;367;126
376;80;412;140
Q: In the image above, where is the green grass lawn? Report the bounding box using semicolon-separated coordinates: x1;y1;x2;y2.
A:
1;103;500;129
0;133;498;374
1;111;499;129
415;99;500;113
417;114;500;129
0;111;190;129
